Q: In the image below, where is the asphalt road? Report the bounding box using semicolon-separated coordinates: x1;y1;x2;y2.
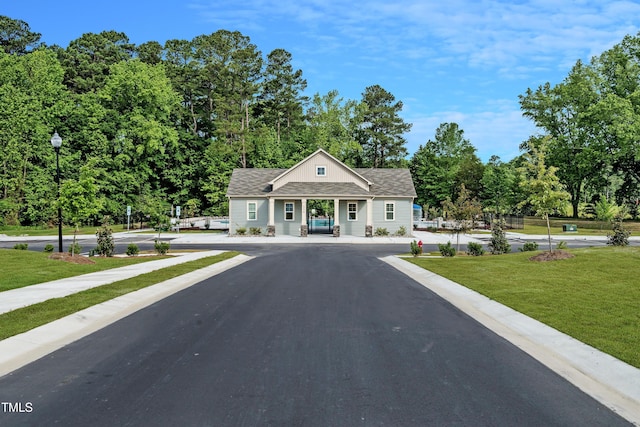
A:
0;245;631;426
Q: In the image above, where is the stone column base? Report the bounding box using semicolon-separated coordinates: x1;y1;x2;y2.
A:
332;225;340;237
365;225;373;237
300;224;308;237
267;225;276;237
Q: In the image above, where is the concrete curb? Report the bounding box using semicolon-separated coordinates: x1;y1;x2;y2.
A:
381;255;640;426
0;254;253;378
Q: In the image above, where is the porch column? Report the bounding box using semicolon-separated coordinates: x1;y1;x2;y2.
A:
366;198;373;237
267;198;276;237
333;198;340;237
300;198;308;237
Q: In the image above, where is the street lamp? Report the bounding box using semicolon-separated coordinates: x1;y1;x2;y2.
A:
50;132;63;253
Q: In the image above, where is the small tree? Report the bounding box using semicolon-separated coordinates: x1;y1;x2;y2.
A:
607;215;630;246
59;165;102;256
441;184;482;252
593;198;619;230
95;216;115;256
488;219;511;254
519;138;570;253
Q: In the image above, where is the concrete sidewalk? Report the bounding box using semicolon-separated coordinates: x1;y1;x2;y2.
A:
383;256;640;425
0;251;227;315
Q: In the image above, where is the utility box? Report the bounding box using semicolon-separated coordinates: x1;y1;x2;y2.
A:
562;224;577;232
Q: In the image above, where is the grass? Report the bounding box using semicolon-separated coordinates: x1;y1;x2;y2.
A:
0;251;240;340
0;224;104;236
406;246;640;368
0;249;171;292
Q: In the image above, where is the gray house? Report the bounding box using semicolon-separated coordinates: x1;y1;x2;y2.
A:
226;149;417;237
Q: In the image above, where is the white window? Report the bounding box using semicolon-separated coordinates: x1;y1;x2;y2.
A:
347;202;357;221
385;202;395;221
247;201;257;221
316;165;326;176
284;202;294;221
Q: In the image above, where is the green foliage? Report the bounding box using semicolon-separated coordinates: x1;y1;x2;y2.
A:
466;242;485;256
13;243;28;250
441;184;483;252
95;217;114;257
126;243;139;256
68;242;82;255
396;225;407;237
489;219;511;254
556;241;568;250
154;239;170;255
410;240;422;257
43;244;54;253
374;227;389;236
520;242;539;252
607;217;630;246
249;227;262;235
236;227;247;235
438;241;456;257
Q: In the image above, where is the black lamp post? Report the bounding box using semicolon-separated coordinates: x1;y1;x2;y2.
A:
50;132;63;253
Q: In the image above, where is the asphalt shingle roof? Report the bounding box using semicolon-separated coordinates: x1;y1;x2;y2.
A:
226;167;417;198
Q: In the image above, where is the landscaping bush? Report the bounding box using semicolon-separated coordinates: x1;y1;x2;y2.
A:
410;240;422;257
466;242;485;256
249;227;262;235
520;242;539;252
489;220;511;254
396;226;407;237
68;242;82;255
556;241;568;250
13;243;28;250
43;244;54;253
438;241;456;257
95;217;115;257
236;227;246;235
126;243;140;256
375;227;389;236
154;239;170;255
607;217;630;246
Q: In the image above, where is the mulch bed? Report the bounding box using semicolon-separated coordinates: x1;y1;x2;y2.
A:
529;250;575;262
48;253;96;265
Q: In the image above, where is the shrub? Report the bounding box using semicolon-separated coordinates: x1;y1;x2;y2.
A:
95;217;115;257
236;227;246;235
438;241;456;257
13;243;28;250
375;227;389;236
249;227;262;235
43;244;54;253
67;242;82;255
607;217;630;246
410;240;422;257
126;243;140;256
466;242;485;256
154;239;170;255
489;220;511;255
396;226;407;237
556;241;568;250
520;242;539;252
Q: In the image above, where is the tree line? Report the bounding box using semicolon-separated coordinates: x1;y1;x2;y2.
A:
1;15;640;229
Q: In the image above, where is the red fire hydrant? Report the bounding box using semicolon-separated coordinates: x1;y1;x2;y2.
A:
418;240;423;254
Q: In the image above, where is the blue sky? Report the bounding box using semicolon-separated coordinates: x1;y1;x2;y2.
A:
4;1;640;161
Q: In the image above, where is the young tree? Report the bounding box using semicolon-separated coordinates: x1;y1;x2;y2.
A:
519;138;570;253
441;184;483;252
356;85;411;167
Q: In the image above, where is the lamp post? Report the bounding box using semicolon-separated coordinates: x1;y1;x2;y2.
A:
50;132;63;253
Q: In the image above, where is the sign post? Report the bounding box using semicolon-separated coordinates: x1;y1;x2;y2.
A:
126;205;131;232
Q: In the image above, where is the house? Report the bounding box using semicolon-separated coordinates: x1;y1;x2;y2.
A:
225;149;417;237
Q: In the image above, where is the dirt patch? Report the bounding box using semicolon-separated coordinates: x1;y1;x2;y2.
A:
48;253;96;264
529;250;575;262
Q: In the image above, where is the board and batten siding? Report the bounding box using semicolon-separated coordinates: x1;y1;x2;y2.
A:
372;198;413;235
229;198;268;234
271;151;369;191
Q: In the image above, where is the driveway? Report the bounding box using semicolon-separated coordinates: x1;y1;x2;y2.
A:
0;245;631;426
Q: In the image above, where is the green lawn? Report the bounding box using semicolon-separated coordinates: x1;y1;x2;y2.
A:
0;249;171;292
406;247;640;368
0;251;241;340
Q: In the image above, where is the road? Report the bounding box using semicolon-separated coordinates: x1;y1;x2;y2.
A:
0;244;630;426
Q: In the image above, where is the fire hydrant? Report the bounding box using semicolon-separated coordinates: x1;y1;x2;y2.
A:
418;240;423;254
